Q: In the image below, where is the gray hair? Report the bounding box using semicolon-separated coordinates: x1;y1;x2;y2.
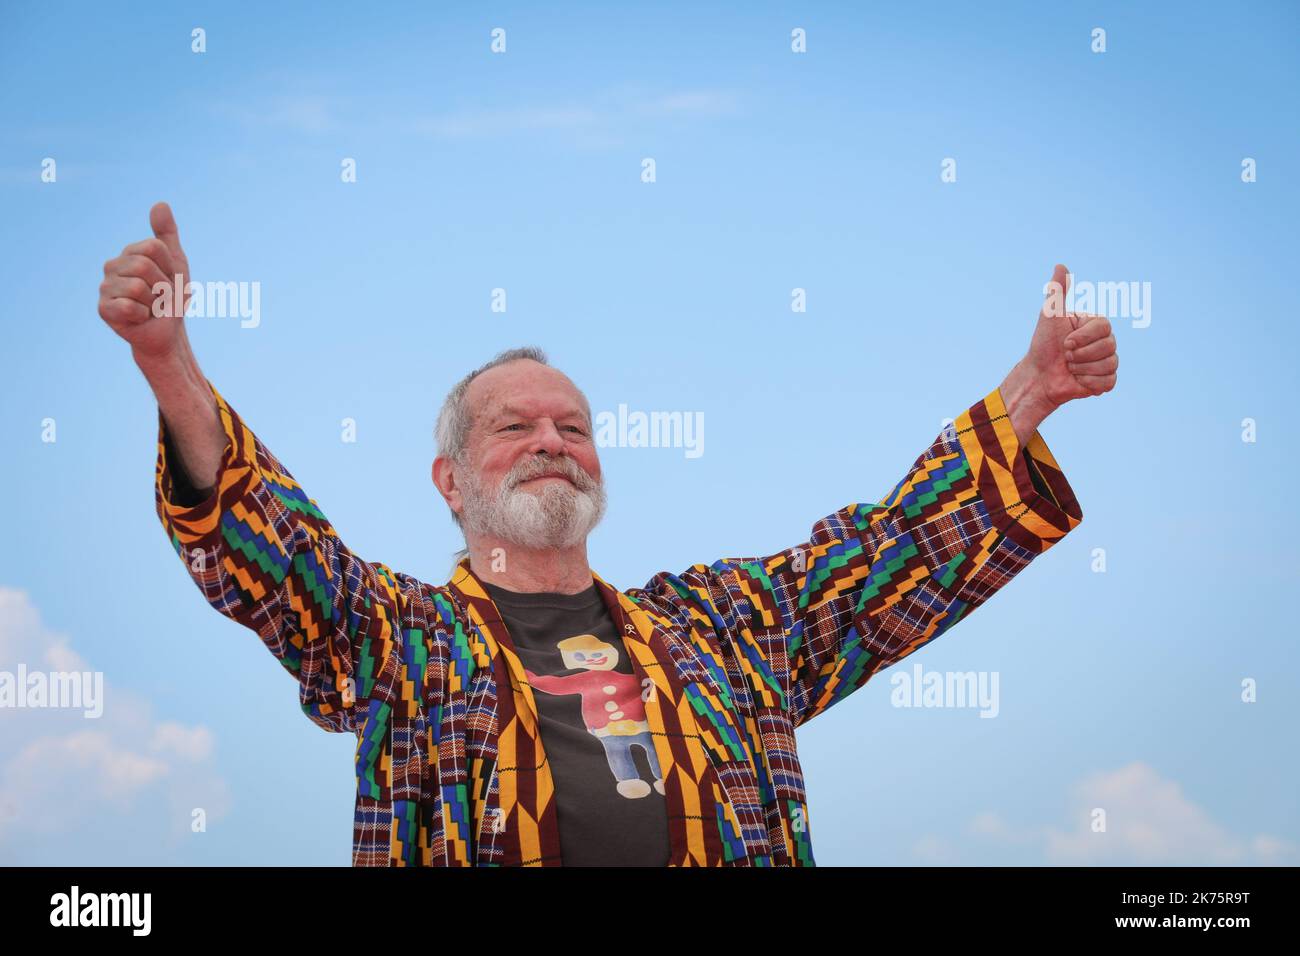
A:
435;346;592;569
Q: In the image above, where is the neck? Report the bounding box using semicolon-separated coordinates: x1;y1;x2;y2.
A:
466;535;594;594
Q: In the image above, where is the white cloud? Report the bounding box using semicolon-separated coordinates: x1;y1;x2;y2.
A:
0;587;231;854
8;730;170;803
150;722;216;761
911;833;958;864
1042;762;1294;865
915;762;1296;865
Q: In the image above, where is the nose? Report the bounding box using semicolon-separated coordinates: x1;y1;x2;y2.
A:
527;419;568;458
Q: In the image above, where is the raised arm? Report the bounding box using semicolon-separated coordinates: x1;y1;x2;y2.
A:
100;203;226;490
99;203;406;734
634;264;1112;729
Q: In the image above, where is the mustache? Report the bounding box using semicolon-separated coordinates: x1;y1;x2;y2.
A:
508;457;594;490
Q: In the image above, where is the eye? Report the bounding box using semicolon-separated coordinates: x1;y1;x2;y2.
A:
501;423;525;432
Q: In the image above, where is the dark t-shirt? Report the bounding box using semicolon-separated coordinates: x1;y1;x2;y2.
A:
481;580;672;867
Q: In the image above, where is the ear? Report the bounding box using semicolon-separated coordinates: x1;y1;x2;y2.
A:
432;456;463;519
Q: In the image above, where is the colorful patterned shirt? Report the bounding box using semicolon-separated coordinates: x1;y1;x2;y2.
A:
154;380;1083;866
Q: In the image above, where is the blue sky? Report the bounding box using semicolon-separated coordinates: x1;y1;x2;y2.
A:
1;0;1297;865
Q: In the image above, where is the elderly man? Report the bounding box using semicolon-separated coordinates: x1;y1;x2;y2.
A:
99;203;1115;866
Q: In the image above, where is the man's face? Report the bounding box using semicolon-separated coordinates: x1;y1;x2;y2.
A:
443;360;606;551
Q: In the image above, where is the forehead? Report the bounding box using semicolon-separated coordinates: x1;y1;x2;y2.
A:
466;360;588;425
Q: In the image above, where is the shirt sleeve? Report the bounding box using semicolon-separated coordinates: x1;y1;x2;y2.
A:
635;384;1083;729
154;379;405;734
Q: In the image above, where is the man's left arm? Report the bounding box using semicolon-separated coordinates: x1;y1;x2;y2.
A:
637;264;1116;729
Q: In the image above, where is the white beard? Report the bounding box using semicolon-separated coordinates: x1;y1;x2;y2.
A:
458;455;607;551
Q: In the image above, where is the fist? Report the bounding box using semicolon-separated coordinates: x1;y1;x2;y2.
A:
98;202;192;361
1027;263;1119;407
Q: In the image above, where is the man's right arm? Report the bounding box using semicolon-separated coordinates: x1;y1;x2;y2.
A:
151;372;408;735
138;343;225;497
99;201;225;495
100;203;407;734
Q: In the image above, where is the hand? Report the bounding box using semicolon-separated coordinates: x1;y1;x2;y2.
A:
98;202;193;363
1025;263;1119;409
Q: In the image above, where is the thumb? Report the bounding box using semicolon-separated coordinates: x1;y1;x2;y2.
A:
1041;263;1070;320
149;202;187;268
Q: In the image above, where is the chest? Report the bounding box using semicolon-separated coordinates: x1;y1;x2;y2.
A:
352;582;813;866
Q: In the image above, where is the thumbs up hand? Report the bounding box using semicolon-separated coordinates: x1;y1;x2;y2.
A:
98;201;193;362
1025;264;1119;409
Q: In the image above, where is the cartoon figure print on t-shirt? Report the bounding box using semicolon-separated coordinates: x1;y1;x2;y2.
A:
524;633;666;799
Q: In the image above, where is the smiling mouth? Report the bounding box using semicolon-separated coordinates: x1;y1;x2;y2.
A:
522;474;575;486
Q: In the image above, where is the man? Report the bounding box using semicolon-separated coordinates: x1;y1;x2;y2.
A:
98;202;1116;866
